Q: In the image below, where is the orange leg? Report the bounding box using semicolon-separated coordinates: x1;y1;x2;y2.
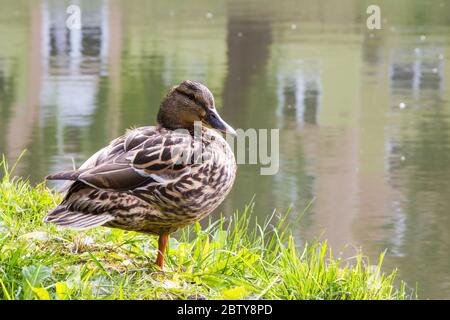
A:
155;232;169;269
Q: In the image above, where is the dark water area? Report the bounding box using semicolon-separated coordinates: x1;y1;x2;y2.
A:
1;0;450;298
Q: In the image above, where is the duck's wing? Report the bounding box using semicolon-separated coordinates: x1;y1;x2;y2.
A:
47;127;196;192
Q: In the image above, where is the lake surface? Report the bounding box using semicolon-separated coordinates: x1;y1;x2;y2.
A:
1;0;450;299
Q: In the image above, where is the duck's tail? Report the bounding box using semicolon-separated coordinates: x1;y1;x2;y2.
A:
43;205;114;230
46;170;81;181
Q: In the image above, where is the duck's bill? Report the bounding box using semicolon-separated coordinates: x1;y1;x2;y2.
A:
204;109;237;137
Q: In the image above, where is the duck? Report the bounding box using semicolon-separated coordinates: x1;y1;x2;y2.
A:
43;80;237;269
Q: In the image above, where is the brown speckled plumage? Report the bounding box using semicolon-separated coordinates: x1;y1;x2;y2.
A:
44;80;237;268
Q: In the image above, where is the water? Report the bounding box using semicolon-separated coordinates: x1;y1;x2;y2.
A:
1;0;450;298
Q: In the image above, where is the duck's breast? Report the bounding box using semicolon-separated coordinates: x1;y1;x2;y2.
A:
158;129;236;222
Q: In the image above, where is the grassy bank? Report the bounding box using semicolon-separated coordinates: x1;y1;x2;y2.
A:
0;161;411;300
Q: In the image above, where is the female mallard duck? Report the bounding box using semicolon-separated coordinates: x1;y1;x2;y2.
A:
44;80;237;268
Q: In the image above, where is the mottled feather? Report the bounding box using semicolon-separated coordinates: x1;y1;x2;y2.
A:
44;126;236;234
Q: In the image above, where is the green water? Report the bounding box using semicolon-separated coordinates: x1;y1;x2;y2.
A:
1;0;450;298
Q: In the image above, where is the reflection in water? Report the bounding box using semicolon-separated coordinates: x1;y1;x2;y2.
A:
276;71;321;126
386;45;445;259
0;70;15;150
390;47;444;95
220;4;277;215
40;0;110;174
385;38;450;295
273;64;321;237
1;0;450;299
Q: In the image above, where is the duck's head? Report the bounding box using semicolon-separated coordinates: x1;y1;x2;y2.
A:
157;80;236;136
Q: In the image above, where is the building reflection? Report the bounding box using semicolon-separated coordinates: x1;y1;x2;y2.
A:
389;47;444;94
386;44;446;254
276;71;321;127
40;0;110;174
383;36;450;295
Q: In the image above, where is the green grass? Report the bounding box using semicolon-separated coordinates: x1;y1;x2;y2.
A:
0;159;412;300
